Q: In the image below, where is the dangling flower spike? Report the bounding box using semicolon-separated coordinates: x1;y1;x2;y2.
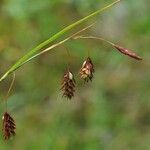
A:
61;69;76;99
2;73;16;140
79;57;94;82
2;112;16;140
74;36;142;61
113;44;142;60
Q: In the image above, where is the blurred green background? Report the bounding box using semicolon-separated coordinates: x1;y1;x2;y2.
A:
0;0;150;149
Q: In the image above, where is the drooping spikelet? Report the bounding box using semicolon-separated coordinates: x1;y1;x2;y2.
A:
2;112;16;140
61;69;76;99
113;44;142;60
79;57;94;82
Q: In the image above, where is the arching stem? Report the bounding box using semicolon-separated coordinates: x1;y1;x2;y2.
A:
73;35;114;45
73;35;142;60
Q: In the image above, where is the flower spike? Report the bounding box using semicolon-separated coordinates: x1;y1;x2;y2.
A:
79;57;94;82
61;69;76;99
2;112;16;140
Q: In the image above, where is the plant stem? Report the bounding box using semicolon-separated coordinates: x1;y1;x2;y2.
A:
73;35;115;45
74;35;142;60
4;72;15;111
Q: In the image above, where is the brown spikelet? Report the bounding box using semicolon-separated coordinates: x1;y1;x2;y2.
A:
79;57;94;82
2;112;16;140
61;69;75;99
114;44;142;60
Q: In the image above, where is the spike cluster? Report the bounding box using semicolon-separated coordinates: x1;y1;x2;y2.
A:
2;112;16;140
79;57;94;82
61;70;76;99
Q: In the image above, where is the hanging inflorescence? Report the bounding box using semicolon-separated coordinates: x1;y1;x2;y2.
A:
60;56;95;99
2;112;16;140
61;69;76;99
79;57;94;82
2;73;16;141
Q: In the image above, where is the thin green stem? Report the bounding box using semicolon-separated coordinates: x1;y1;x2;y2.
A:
73;35;114;45
4;72;16;111
64;46;72;69
73;35;143;61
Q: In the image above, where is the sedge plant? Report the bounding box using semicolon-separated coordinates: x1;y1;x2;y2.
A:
0;0;143;140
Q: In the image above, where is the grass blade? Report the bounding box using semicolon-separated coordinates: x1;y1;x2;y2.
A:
0;0;120;82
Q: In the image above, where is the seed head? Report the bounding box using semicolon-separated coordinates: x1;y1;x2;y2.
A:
79;57;94;82
114;44;142;60
2;112;16;140
61;69;76;99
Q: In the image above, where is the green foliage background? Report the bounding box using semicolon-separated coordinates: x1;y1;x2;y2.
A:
0;0;149;149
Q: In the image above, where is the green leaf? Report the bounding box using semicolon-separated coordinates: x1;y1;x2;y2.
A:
0;0;120;82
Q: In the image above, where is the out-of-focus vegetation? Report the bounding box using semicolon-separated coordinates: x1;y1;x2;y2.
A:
0;0;149;149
